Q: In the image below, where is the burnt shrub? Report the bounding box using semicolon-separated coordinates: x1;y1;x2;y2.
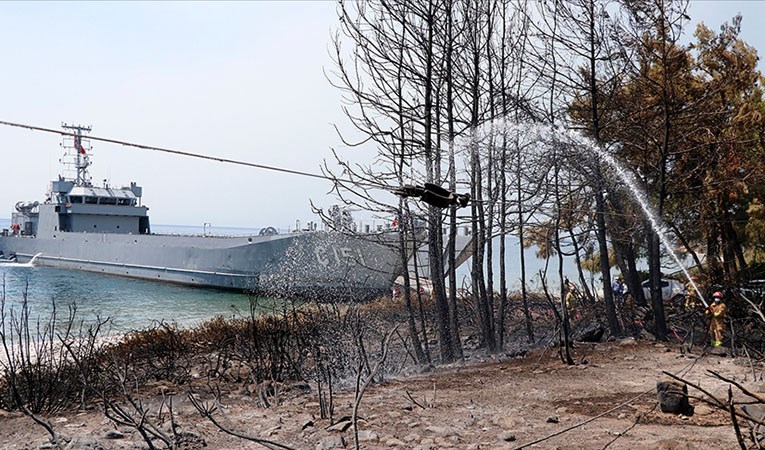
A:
108;320;194;384
0;293;104;414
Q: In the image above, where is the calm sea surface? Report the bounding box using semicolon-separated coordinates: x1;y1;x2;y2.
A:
0;218;266;332
0;217;585;333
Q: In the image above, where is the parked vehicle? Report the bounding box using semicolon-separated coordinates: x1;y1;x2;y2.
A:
392;275;433;299
641;279;686;303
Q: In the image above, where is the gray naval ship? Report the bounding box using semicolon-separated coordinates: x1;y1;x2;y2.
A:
0;125;403;301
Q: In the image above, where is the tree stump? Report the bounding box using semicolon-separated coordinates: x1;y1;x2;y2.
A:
656;380;690;414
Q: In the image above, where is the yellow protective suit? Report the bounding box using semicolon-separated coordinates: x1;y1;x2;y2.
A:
706;301;727;347
684;282;700;308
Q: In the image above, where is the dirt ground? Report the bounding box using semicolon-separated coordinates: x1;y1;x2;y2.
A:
0;337;760;450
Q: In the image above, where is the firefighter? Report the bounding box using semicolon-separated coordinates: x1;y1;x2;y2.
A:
564;279;579;312
684;275;701;309
705;291;727;347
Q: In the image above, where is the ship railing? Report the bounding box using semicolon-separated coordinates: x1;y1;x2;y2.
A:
153;226;295;238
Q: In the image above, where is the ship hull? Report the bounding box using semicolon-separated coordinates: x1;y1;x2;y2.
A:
0;231;402;301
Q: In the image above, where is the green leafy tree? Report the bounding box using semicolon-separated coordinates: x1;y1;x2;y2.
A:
679;16;765;284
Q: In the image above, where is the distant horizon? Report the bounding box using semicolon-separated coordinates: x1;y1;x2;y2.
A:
0;216;401;235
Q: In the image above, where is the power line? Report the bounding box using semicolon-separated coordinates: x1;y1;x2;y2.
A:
0;119;345;184
5;119;749;223
0;120;468;209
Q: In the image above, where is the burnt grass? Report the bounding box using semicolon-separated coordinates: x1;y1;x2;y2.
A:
0;293;559;417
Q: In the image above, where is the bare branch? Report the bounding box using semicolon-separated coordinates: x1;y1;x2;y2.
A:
188;389;296;450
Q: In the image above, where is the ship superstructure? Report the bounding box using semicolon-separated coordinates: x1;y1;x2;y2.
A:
12;124;150;239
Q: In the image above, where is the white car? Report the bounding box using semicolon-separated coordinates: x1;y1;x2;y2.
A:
392;275;433;298
641;279;686;302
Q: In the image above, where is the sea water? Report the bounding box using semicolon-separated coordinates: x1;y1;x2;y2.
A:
0;217;581;333
0;218;263;333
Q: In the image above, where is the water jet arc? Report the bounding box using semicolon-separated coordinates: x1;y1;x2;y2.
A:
469;120;708;308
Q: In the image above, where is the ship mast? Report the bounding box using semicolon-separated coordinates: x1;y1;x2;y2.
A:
61;123;92;187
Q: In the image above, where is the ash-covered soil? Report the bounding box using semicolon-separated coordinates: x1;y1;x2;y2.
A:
0;338;756;450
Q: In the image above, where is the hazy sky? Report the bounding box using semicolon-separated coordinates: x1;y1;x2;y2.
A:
0;1;761;229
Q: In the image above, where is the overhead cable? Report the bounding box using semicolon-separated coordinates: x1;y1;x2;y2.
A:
0;119;477;208
0;119;342;183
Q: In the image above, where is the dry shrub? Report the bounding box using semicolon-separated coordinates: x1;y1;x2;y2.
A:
188;300;395;390
0;291;406;419
191;315;245;348
0;357;84;414
0;295;106;414
192;306;331;385
107;321;194;384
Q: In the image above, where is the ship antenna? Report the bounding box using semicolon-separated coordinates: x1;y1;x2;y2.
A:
61;123;93;186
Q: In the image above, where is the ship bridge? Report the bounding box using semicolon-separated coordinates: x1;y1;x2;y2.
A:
64;185;140;207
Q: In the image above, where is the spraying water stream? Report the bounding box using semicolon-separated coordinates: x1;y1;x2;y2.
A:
466;119;707;307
